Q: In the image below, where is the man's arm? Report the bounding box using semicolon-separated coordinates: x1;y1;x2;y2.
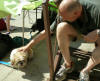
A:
19;18;57;52
26;30;48;50
19;30;52;52
28;16;58;49
18;13;58;52
83;29;100;42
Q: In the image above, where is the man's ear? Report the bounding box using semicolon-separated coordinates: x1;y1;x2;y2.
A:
74;11;79;16
74;10;81;17
74;6;82;16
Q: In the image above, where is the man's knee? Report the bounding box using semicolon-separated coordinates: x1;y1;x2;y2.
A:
56;22;77;38
56;22;71;37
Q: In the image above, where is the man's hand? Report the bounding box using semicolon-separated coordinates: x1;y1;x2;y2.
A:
18;45;30;52
82;29;99;42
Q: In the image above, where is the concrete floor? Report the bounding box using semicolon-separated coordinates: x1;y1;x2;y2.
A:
0;9;50;81
0;8;100;81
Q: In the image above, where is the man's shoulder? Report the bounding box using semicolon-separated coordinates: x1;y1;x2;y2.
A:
79;0;100;4
79;0;100;14
79;0;100;9
79;0;100;28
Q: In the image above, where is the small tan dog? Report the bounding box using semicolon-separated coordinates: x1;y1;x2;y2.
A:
10;48;33;69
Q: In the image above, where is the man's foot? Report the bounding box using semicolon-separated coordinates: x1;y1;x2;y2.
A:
55;63;74;81
79;71;89;81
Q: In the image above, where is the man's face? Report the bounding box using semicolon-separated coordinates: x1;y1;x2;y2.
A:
59;10;80;22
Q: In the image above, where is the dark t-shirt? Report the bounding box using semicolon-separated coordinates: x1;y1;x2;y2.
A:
50;0;100;35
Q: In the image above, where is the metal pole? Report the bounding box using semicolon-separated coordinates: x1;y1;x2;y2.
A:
22;10;25;46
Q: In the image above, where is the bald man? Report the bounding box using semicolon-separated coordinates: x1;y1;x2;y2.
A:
55;0;100;81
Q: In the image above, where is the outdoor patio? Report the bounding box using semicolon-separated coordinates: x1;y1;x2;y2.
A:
0;2;100;81
0;9;51;81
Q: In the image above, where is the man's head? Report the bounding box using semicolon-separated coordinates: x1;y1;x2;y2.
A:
59;0;82;22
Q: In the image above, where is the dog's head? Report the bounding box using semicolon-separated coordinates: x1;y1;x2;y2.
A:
10;49;28;69
31;19;44;32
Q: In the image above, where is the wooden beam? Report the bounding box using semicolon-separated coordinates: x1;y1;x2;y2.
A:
42;0;54;81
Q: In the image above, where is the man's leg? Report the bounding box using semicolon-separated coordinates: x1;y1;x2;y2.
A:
56;22;78;67
79;38;100;81
55;22;78;81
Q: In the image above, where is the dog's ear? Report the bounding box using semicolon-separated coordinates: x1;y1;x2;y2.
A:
11;59;15;65
28;49;33;60
28;49;33;55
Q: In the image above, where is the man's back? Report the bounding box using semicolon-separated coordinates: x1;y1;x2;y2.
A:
74;0;100;34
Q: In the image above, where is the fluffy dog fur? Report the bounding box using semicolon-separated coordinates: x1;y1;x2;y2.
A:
10;48;33;69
